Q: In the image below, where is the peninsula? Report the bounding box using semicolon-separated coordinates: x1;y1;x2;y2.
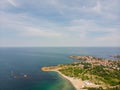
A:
41;56;120;90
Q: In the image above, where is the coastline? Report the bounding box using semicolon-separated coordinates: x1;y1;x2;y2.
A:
41;67;98;90
41;67;85;90
41;55;120;90
52;70;86;90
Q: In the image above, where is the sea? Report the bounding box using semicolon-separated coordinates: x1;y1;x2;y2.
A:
0;47;120;90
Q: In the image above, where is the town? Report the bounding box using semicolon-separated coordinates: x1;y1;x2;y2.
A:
69;56;120;71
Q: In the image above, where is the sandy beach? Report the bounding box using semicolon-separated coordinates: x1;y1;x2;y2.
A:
54;70;86;90
41;67;99;90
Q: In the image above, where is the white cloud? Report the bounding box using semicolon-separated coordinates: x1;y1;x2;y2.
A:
0;1;10;9
67;19;119;32
0;0;18;9
0;0;120;46
21;27;62;37
0;11;63;38
7;0;18;7
62;19;120;46
92;1;102;13
46;0;119;21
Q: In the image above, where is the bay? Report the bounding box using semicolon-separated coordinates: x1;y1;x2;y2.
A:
0;47;120;90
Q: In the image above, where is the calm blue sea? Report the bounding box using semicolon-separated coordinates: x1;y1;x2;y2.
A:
0;47;120;90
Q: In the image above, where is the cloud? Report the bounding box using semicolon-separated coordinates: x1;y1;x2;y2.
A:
0;11;63;38
62;19;120;46
0;0;18;9
7;0;18;7
47;0;119;21
0;0;120;46
21;27;62;37
65;19;116;33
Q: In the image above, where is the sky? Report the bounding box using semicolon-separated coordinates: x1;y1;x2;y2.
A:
0;0;120;47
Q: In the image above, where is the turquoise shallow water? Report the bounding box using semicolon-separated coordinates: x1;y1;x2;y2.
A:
0;47;120;90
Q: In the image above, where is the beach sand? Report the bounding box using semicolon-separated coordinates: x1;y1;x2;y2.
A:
41;67;99;90
54;70;86;90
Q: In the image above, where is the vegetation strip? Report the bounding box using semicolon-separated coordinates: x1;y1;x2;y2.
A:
41;56;120;90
